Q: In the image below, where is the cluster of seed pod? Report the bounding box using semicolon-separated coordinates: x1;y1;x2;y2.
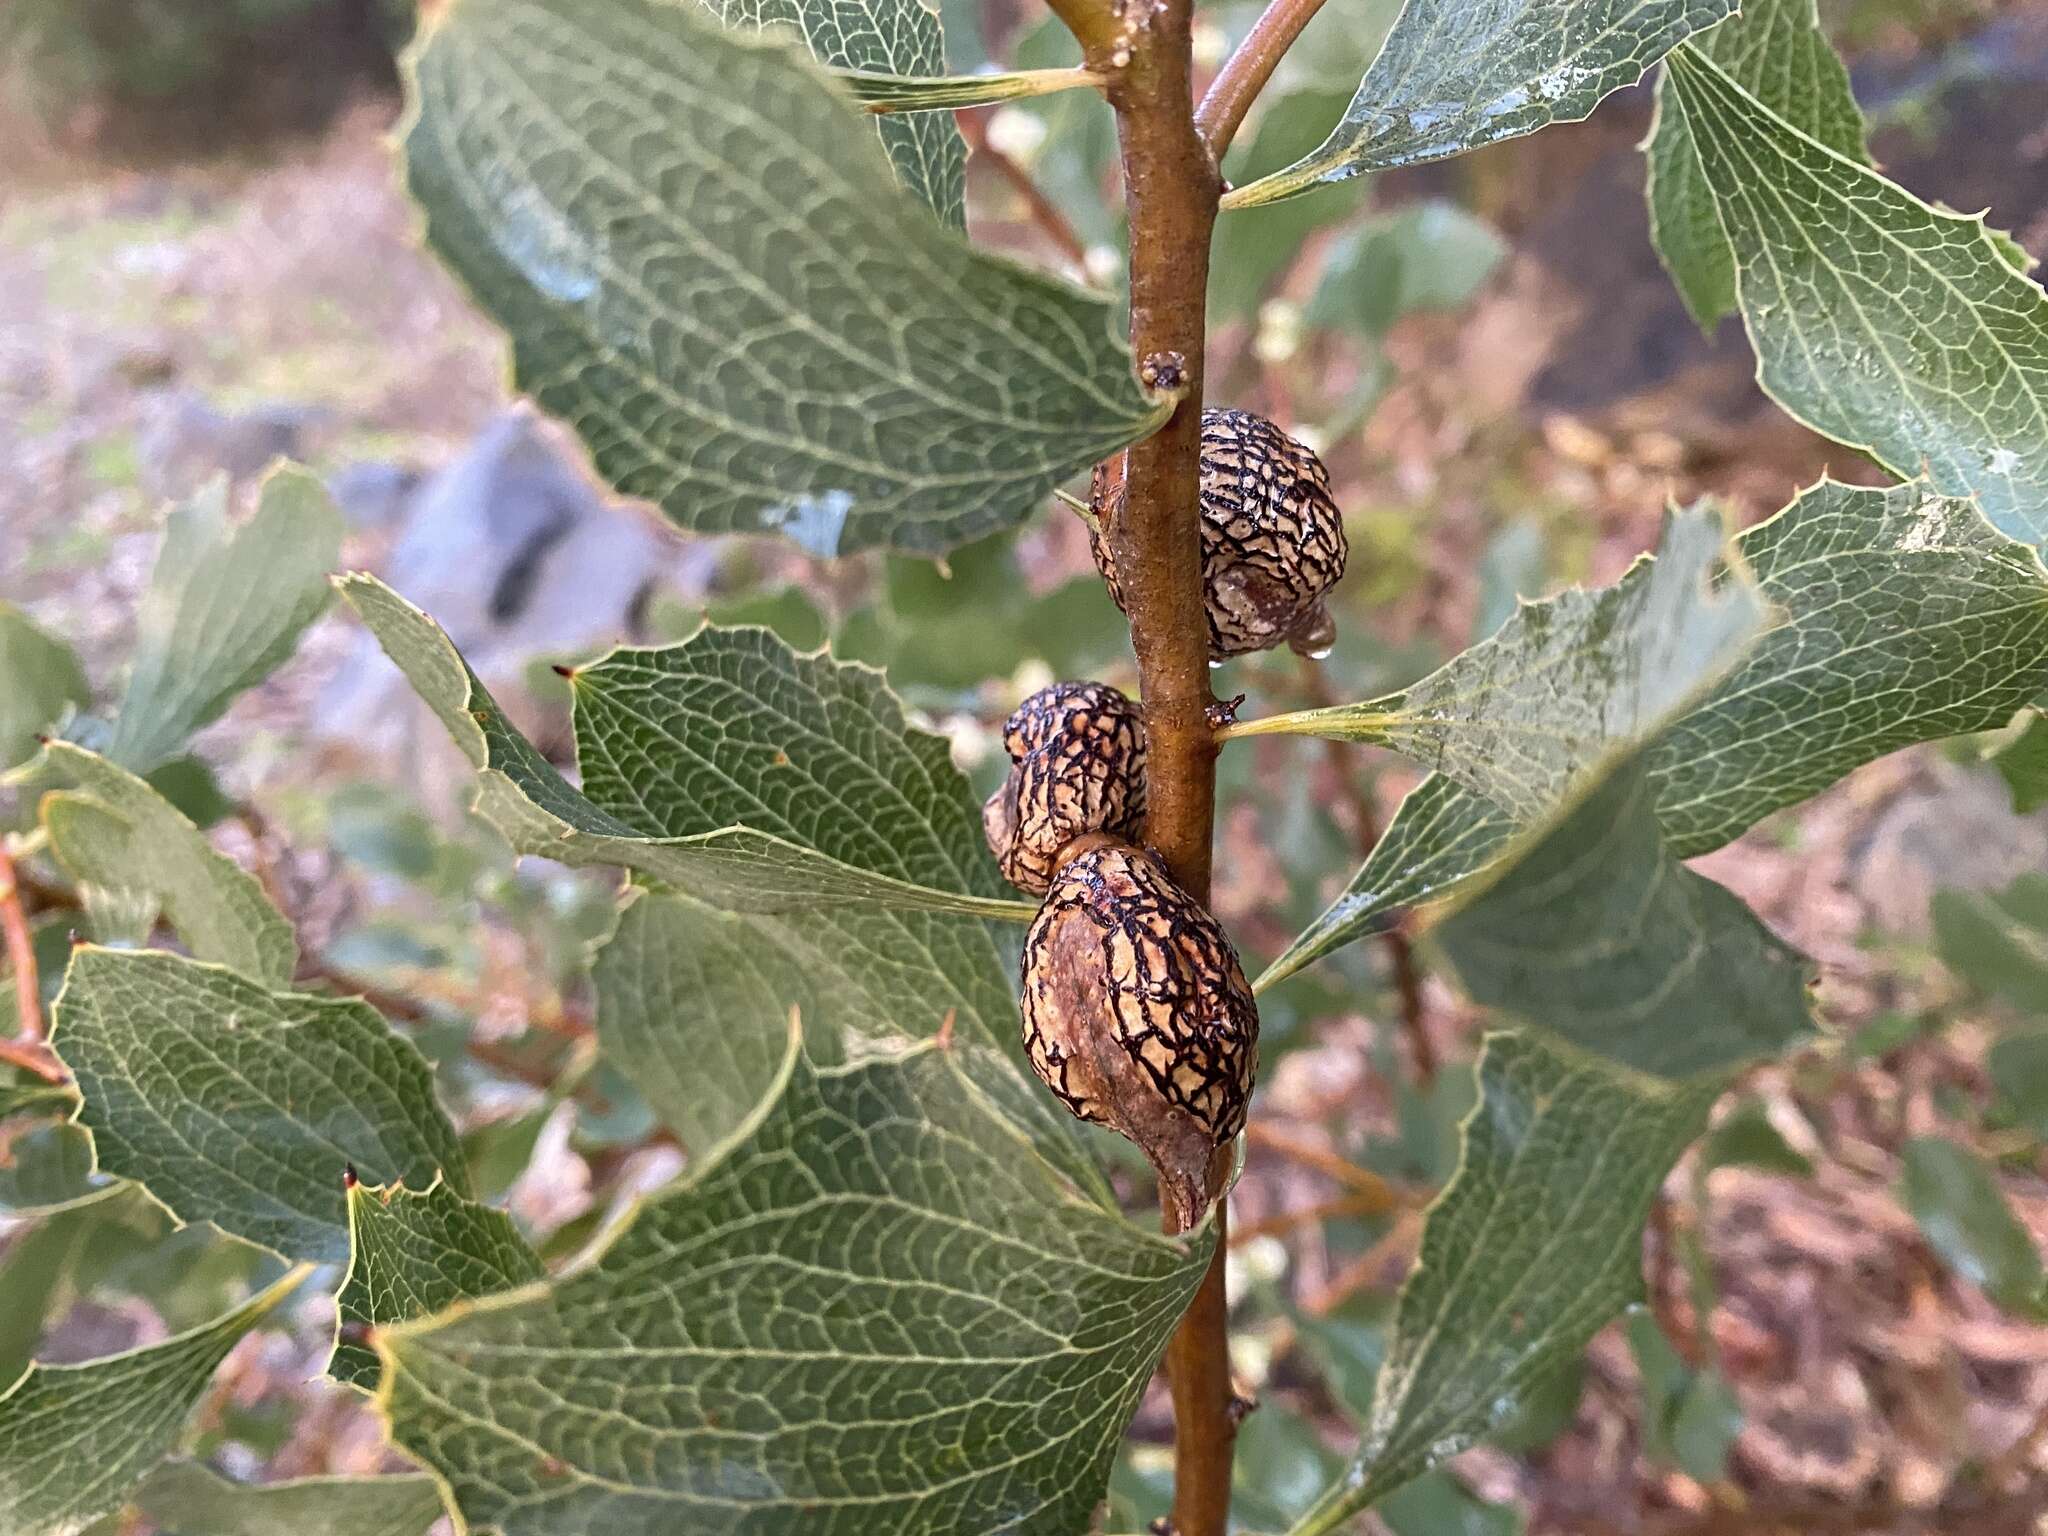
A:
994;409;1340;1228
988;681;1258;1233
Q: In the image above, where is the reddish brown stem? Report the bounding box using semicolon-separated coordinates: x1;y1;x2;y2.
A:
958;111;1092;270
1193;0;1335;161
1071;1;1235;1528
0;846;44;1046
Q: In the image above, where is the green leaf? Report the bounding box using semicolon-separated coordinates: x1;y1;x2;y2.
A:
1662;47;2048;550
0;1265;307;1536
1265;479;2048;987
403;0;1164;557
698;0;964;225
39;743;296;985
1899;1137;2048;1317
0;1123;113;1218
1243;505;1769;825
341;575;1036;920
1377;1470;1523;1536
1990;709;2048;814
1288;1034;1718;1533
1933;886;2048;1012
133;1460;445;1536
1989;1030;2048;1139
1304;201;1506;338
1208;87;1361;324
1224;0;1737;206
833;66;1097;114
1430;757;1815;1079
1627;1312;1742;1482
107;468;342;772
51;948;468;1262
375;1036;1211;1536
331;1178;543;1390
1644;0;1865;331
0;605;88;772
1699;1098;1812;1177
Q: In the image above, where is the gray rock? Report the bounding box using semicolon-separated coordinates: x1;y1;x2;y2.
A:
315;407;675;763
138;390;333;501
326;460;425;531
1848;758;2048;934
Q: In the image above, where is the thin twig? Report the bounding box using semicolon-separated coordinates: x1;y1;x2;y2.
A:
0;1036;67;1084
958;111;1092;270
1244;1120;1407;1209
1194;0;1336;161
0;844;44;1044
1297;665;1434;1083
1230;1193;1386;1246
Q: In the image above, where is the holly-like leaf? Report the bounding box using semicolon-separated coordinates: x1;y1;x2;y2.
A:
342;575;1036;920
51;948;468;1262
1431;758;1815;1078
375;1035;1211;1536
404;0;1163;557
1662;47;2048;549
331;1178;543;1390
0;1122;110;1217
133;1460;445;1536
0;1266;308;1536
1288;1034;1719;1531
106;468;342;773
1644;0;1866;330
1264;480;2048;987
700;0;965;225
0;605;88;773
1224;0;1737;206
39;743;296;985
1238;505;1769;825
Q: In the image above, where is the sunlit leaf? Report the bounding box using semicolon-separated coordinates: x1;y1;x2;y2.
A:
0;1267;307;1536
404;0;1163;556
1288;1034;1719;1531
342;575;1035;920
1431;757;1815;1078
1226;0;1737;205
106;469;342;772
52;948;467;1262
39;743;295;986
1663;46;2048;549
0;605;88;773
376;1035;1210;1536
133;1460;444;1536
331;1178;543;1390
1266;480;2048;987
1644;0;1865;331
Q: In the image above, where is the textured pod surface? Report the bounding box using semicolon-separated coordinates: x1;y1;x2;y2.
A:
1092;407;1349;659
983;682;1146;895
1019;840;1258;1232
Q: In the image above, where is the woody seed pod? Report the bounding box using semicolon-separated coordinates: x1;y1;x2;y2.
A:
982;682;1146;896
1019;837;1258;1233
1090;407;1348;660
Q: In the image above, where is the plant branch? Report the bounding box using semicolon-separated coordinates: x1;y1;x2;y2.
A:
1194;0;1334;161
1071;0;1237;1527
958;111;1092;270
0;844;43;1045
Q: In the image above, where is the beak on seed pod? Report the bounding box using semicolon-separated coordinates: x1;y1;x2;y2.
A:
982;681;1146;896
1090;407;1348;661
1019;834;1258;1233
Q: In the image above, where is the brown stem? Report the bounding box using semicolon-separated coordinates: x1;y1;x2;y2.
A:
1193;0;1335;161
1062;0;1235;1527
0;845;43;1045
958;111;1092;270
